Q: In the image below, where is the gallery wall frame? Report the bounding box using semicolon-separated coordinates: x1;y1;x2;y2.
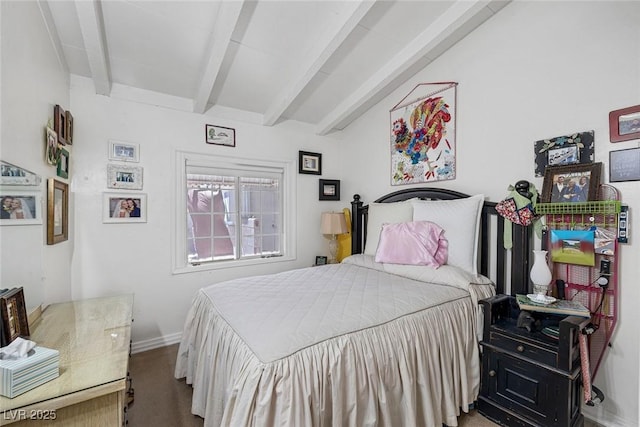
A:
205;124;236;147
103;192;147;223
319;179;340;201
65;110;74;145
609;147;640;182
53;104;67;145
0;161;41;186
533;131;594;177
45;127;59;166
299;151;322;175
108;140;140;162
0;190;42;225
541;163;602;203
57;147;69;179
609;105;640;143
107;164;143;190
47;178;68;244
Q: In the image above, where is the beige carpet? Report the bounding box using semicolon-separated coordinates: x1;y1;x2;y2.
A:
128;343;499;426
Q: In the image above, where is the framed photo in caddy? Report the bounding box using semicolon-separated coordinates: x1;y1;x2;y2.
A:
0;287;30;346
541;163;602;203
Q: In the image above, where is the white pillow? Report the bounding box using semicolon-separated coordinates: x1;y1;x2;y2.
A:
363;201;413;255
411;194;484;274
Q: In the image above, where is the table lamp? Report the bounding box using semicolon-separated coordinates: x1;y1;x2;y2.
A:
321;212;348;264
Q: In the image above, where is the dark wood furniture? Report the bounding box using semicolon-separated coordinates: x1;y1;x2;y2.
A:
350;188;532;295
478;295;589;427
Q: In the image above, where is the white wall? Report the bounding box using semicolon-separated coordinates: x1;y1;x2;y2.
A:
337;2;639;426
68;76;347;351
0;1;72;307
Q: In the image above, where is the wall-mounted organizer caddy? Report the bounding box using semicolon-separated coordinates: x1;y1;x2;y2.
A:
536;184;625;380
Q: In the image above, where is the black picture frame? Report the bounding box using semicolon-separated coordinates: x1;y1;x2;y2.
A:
0;287;30;346
205;124;236;147
315;256;328;266
541;163;602;203
609;147;640;182
299;151;322;175
319;179;340;201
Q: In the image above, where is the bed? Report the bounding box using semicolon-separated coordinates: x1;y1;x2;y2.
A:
175;187;531;427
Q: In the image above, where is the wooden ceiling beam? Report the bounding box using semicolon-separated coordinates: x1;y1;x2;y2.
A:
192;0;245;114
262;0;376;127
75;0;111;95
315;0;511;135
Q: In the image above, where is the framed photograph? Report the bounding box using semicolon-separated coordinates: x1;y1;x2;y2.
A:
54;104;67;145
319;179;340;201
108;140;140;162
107;164;143;190
103;193;147;223
315;256;328;266
0;287;30;346
0;190;42;225
0;161;41;186
57;147;69;179
65;110;74;145
541;163;602;203
299;151;322;175
534;131;594;177
47;178;68;244
609;105;640;143
45;127;59;166
550;229;595;267
609;147;640;182
205;124;235;147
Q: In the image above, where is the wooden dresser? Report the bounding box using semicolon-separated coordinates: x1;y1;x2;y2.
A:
0;295;133;426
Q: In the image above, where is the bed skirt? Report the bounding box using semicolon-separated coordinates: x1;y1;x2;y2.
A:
175;285;493;427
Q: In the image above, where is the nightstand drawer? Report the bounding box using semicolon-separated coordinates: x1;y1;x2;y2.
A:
490;330;557;367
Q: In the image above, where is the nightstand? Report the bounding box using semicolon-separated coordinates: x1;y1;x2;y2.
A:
478;294;590;427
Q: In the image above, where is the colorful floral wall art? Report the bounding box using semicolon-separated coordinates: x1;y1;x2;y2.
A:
390;82;457;185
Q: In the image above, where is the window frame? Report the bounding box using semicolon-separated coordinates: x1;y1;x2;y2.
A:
173;150;296;274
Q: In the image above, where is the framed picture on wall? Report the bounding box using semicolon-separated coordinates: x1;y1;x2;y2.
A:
299;151;322;175
107;164;143;190
53;105;67;145
103;193;147;223
57;147;69;179
609;105;640;142
47;178;68;244
0;190;42;225
205;124;235;147
319;179;340;201
108;140;140;162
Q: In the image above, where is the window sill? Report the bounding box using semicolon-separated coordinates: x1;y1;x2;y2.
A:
172;253;296;275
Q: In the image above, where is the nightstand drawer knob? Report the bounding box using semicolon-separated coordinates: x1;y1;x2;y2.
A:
517;345;525;352
489;370;496;377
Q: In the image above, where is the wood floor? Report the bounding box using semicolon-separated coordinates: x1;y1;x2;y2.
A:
127;344;599;427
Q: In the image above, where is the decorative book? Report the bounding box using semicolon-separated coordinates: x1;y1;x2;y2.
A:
516;294;591;318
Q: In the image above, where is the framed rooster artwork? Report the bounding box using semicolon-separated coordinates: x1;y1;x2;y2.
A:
390;82;457;185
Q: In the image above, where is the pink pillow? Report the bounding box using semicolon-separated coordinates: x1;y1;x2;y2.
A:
374;221;448;267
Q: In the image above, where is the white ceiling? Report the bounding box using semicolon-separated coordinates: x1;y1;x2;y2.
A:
42;0;510;134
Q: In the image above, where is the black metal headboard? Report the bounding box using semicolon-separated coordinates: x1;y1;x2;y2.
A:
350;187;532;296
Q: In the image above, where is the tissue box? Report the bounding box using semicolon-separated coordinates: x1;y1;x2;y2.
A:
0;346;59;398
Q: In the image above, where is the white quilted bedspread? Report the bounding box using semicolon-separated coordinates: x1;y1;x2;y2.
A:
175;255;495;427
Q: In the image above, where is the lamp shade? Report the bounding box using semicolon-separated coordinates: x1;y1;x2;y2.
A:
321;212;348;235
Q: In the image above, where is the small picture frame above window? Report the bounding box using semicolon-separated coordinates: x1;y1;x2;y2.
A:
299;151;322;175
107;164;143;190
319;179;340;201
609;105;640;142
108;140;140;162
205;124;235;147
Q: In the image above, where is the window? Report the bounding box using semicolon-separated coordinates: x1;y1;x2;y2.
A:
174;151;295;273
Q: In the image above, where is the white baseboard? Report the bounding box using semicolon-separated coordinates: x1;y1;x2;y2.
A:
131;332;182;354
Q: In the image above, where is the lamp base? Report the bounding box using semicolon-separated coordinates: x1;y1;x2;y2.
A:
328;235;338;264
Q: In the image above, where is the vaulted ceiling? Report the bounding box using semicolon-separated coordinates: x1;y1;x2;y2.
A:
41;0;510;134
